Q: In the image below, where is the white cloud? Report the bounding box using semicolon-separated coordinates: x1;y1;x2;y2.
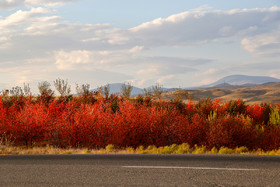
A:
241;29;280;56
0;0;77;9
129;46;144;53
54;46;147;70
130;7;280;47
26;0;77;7
137;68;159;75
0;7;51;28
199;68;219;76
196;78;216;86
130;79;148;87
156;75;175;84
55;50;92;70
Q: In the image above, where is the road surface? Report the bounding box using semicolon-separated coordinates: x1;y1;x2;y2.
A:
0;154;280;186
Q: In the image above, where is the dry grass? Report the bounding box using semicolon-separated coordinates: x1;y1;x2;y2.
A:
1;144;280;155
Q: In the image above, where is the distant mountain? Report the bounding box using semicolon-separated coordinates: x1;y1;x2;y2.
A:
211;83;232;88
92;83;144;96
92;83;180;96
205;75;280;88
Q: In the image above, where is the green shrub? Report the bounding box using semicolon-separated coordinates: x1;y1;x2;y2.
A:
105;144;115;152
192;145;207;154
175;143;190;154
209;147;218;154
269;106;280;126
136;145;148;154
235;146;248;154
218;147;235;154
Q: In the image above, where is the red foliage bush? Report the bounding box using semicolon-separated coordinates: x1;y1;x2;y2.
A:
171;114;208;147
207;115;257;149
111;101;179;147
8;101;49;146
257;126;280;150
0;95;279;150
246;104;271;125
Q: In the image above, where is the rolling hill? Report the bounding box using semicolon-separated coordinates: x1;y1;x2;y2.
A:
164;82;280;104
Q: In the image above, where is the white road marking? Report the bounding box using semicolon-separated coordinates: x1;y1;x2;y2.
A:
122;166;259;171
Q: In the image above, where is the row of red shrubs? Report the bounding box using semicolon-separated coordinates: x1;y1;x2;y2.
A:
0;94;279;150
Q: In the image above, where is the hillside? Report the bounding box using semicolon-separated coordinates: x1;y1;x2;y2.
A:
164;82;280;104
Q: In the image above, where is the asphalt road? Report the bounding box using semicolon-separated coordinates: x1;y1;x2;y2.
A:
0;154;280;186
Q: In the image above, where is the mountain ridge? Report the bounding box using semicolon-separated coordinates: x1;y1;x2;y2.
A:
90;75;280;96
91;83;180;96
204;75;280;88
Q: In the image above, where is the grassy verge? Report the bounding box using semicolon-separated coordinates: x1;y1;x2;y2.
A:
1;143;280;155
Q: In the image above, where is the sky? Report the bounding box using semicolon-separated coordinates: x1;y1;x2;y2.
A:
0;0;280;94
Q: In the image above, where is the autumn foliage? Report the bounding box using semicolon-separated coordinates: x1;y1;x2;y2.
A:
0;93;280;151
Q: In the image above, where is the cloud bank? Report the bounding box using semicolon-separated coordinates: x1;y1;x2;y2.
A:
0;5;279;91
130;7;280;48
